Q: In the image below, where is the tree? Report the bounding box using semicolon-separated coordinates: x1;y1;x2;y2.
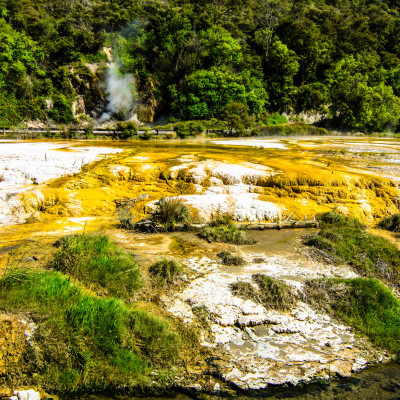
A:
222;100;253;136
171;68;267;120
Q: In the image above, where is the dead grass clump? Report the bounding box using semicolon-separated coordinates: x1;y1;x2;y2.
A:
217;250;246;266
253;274;298;311
192;305;210;327
303;279;350;309
231;275;298;311
231;280;257;300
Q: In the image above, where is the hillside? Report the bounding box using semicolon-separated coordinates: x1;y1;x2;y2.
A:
1;0;400;132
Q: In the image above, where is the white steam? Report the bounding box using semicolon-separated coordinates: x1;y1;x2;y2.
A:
100;63;136;122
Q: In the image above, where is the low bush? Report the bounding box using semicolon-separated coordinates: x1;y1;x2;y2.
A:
51;233;142;297
0;269;178;391
378;214;400;232
192;305;210;327
174;121;205;138
258;122;328;136
209;213;235;227
115;121;138;139
217;250;246;266
149;259;183;285
305;278;400;354
152;197;191;230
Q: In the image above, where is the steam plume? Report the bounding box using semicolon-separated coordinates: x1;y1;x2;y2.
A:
100;63;136;122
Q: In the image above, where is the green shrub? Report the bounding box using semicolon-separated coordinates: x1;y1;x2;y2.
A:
266;112;288;126
199;225;255;244
192;305;210;327
51;233;142;297
305;278;400;354
378;214;400;232
149;259;183;285
258;122;328;136
217;250;246;266
115;121;138;139
209;213;235;227
83;125;94;138
174;121;205;138
0;270;178;391
152;197;191;230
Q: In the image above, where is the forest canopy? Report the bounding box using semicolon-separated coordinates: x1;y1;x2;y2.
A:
1;0;400;132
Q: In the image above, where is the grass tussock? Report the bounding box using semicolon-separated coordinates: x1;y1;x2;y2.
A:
0;269;179;391
51;233;142;298
217;250;246;266
199;225;255;244
305;278;400;355
231;274;298;311
149;259;183;285
378;214;400;232
198;215;255;245
152;197;191;230
317;211;365;229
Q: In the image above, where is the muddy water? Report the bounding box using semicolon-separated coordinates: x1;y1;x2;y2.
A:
72;363;400;399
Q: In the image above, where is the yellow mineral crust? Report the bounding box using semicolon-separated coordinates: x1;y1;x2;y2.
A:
0;138;398;240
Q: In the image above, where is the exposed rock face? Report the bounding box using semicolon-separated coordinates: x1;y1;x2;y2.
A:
163;253;389;389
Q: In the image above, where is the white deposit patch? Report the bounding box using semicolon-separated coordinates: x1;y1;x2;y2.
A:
0;142;122;188
180;193;282;221
163;256;387;390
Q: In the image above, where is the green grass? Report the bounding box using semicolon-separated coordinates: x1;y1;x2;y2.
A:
305;278;400;354
217;250;246;266
378;214;400;232
198;213;256;246
305;227;400;282
0;269;178;391
149;259;183;285
317;211;365;229
198;216;255;245
51;233;142;298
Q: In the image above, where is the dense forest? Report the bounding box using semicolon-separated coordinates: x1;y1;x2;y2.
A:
1;0;400;132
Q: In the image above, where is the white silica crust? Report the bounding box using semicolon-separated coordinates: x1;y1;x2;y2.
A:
0;142;122;188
